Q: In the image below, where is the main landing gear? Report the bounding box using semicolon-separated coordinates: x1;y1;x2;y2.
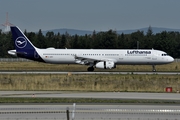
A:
152;65;156;72
87;66;94;71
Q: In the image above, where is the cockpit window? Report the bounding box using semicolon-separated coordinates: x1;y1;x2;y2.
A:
162;54;168;56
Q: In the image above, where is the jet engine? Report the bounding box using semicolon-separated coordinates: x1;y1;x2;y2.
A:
95;61;116;69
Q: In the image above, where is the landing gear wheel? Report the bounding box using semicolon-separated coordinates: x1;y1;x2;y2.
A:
87;67;94;71
152;65;156;72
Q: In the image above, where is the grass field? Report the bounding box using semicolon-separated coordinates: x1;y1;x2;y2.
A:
0;61;179;92
0;74;179;92
0;97;178;104
0;61;179;71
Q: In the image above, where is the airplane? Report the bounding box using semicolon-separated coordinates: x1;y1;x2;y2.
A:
8;26;174;72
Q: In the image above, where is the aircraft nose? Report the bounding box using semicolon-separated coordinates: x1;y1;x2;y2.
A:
168;56;174;63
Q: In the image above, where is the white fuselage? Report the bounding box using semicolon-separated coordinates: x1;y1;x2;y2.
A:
36;48;174;65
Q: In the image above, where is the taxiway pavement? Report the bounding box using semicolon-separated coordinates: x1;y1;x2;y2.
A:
0;71;179;75
1;91;180;100
0;104;180;120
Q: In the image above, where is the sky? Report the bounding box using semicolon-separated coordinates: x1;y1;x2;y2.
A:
0;0;180;32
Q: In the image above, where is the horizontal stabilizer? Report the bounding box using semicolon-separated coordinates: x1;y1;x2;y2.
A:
8;50;27;56
8;50;17;56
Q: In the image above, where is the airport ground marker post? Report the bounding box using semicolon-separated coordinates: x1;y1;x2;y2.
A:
66;107;70;120
72;103;76;120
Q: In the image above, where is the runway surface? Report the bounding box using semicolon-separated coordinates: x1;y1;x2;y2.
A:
1;91;180;119
0;71;179;75
0;104;180;120
1;91;180;100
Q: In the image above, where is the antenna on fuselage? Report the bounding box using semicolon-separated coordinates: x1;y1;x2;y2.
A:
137;41;139;49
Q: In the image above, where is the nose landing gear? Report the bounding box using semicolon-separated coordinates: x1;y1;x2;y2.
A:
152;65;156;72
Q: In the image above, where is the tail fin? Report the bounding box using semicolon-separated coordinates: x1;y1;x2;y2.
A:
11;26;36;51
10;26;45;62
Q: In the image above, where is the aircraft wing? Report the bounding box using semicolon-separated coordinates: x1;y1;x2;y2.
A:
74;54;117;65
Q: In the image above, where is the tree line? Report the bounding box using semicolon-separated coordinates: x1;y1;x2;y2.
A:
0;26;180;58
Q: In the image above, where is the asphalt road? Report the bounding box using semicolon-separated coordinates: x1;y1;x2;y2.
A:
1;91;180;120
0;104;180;120
1;91;180;100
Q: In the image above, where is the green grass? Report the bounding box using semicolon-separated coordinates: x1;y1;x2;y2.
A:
0;97;179;104
0;61;179;92
0;61;179;103
0;74;180;92
0;61;178;71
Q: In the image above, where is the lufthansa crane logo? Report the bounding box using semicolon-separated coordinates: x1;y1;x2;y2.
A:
15;37;27;48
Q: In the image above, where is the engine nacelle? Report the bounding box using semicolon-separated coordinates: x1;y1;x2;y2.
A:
95;61;116;69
